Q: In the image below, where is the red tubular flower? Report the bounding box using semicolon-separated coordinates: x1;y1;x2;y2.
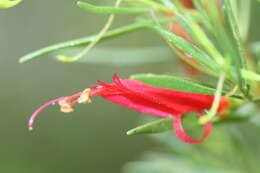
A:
29;74;229;144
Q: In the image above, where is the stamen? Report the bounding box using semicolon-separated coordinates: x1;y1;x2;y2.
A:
58;98;76;113
78;88;92;104
28;97;66;131
28;91;87;130
60;105;74;113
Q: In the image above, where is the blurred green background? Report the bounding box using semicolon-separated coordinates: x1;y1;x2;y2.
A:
0;0;260;172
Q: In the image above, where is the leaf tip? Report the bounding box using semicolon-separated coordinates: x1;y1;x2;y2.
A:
76;1;83;7
19;55;28;63
56;55;75;63
0;0;22;8
126;129;135;136
19;58;24;64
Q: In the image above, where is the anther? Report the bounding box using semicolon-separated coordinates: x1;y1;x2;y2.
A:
78;88;92;104
58;98;73;113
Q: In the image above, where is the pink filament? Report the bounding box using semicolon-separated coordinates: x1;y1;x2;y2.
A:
28;93;82;131
28;97;65;131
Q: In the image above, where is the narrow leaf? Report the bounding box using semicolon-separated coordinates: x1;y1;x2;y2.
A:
241;69;260;82
126;114;246;136
223;0;248;91
205;0;237;68
251;41;260;58
193;0;213;33
126;0;173;12
127;118;172;135
19;19;176;63
131;74;217;94
192;0;225;57
77;1;149;14
19;23;147;63
239;0;251;40
174;13;224;66
214;116;248;125
149;25;220;73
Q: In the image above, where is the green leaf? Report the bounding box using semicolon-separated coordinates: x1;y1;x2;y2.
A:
149;25;221;74
127;118;172;135
193;0;213;33
19;18;176;63
223;0;248;92
77;1;149;14
241;69;260;82
131;74;217;94
126;113;246;136
174;13;224;67
214;116;248;126
205;0;237;68
19;22;147;63
126;0;173;12
192;0;225;59
238;0;251;40
0;0;21;8
251;41;260;58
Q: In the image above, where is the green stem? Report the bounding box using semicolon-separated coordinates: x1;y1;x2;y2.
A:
239;0;251;41
199;73;225;124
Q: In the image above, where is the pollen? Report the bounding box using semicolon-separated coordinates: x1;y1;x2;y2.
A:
58;99;74;113
60;106;74;113
78;88;92;104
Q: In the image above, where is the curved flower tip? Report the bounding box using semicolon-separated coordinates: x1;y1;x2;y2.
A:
28;93;82;130
28;97;64;131
28;74;229;144
174;114;212;144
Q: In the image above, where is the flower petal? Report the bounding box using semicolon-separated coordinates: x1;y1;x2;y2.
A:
97;75;219;118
